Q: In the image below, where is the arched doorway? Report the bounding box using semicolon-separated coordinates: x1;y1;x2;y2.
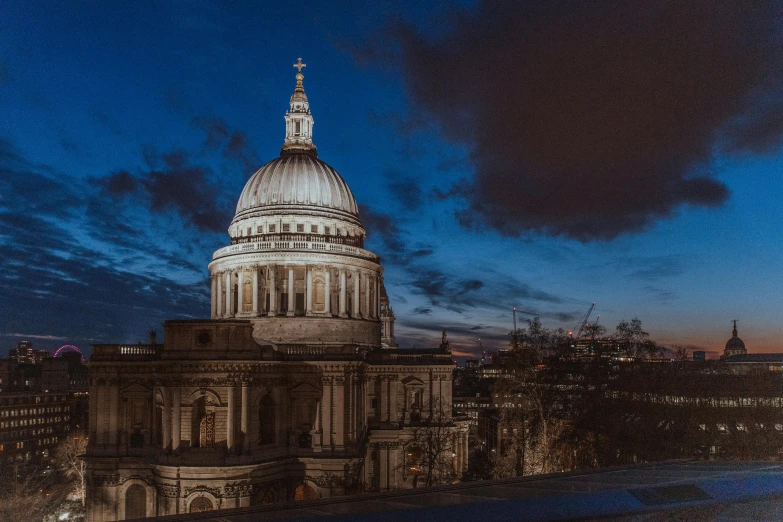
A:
294;484;316;501
190;496;214;513
125;484;147;519
191;397;215;448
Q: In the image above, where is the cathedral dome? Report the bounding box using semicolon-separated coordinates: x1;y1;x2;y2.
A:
235;152;359;218
723;320;747;358
725;336;746;352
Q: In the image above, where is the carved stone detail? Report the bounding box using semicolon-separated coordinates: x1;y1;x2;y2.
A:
184;485;223;498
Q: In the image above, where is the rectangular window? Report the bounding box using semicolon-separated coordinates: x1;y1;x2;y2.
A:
311;224;318;233
324;226;331;235
295;121;301;135
282;223;290;232
296;223;304;232
257;225;263;234
269;224;276;233
371;398;378;410
247;227;252;236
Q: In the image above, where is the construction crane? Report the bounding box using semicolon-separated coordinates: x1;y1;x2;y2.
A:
571;302;596;340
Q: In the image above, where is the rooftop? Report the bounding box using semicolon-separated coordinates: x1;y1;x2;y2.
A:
135;460;783;522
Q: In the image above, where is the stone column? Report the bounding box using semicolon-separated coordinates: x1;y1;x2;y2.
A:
306;266;313;316
321;377;332;449
379;376;389;423
227;382;235;452
217;273;223;318
162;388;171;450
211;276;217;318
375;277;380;318
252;268;259;316
225;272;231;317
389;377;398;425
286;267;295;316
237;271;244;315
268;265;277;316
353;270;360;318
347;375;355;440
462;433;469;472
388;447;398;489
241;380;250;453
364;272;370;319
172;387;181;451
339;269;347;317
313;399;322;450
380;445;389;490
324;269;331;315
453;436;460;473
333;376;345;451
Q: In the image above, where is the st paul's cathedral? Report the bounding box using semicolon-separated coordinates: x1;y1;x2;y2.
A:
84;60;466;521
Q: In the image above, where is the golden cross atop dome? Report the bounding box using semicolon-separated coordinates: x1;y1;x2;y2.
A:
293;58;306;73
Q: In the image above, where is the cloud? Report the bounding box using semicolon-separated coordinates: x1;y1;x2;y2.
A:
192;116;258;173
387;172;424;211
0;333;69;341
391;1;783;240
359;204;408;261
609;255;686;282
411;307;432;315
0;138;215;354
96;150;233;233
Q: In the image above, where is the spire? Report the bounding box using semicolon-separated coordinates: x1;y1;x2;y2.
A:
732;319;738;337
282;57;316;155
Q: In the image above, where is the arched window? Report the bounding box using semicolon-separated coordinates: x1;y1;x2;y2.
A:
190;496;214;512
313;276;326;312
191;398;215;448
125;484;147;519
259;395;276;445
294;484;316;501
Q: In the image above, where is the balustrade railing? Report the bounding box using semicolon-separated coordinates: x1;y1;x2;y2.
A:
233;233;364;248
92;344;162;360
213;239;379;262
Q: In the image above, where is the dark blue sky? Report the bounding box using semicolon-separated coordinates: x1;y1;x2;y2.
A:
2;1;783;359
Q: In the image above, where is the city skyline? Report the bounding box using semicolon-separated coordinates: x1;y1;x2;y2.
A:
2;1;783;359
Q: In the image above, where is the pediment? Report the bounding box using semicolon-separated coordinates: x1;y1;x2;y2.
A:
121;382;152;396
401;376;425;387
290;382;321;396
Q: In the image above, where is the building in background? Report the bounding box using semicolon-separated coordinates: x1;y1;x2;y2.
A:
0;342;89;464
8;340;52;364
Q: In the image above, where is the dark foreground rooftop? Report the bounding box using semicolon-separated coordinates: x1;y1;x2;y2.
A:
138;461;783;522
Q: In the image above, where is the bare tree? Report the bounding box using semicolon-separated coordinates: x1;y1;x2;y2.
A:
403;398;457;487
0;461;62;522
56;432;88;506
615;318;660;358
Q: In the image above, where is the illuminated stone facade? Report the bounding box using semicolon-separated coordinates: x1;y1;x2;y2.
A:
84;62;467;521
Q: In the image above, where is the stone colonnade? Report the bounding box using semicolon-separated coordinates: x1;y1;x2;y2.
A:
210;264;380;320
153;380;253;454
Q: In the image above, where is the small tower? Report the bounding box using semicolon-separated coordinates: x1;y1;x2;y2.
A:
282;57;317;155
379;280;397;349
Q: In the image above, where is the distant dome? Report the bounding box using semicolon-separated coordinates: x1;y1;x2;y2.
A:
235;152;359;219
723;321;747;358
725;336;746;352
